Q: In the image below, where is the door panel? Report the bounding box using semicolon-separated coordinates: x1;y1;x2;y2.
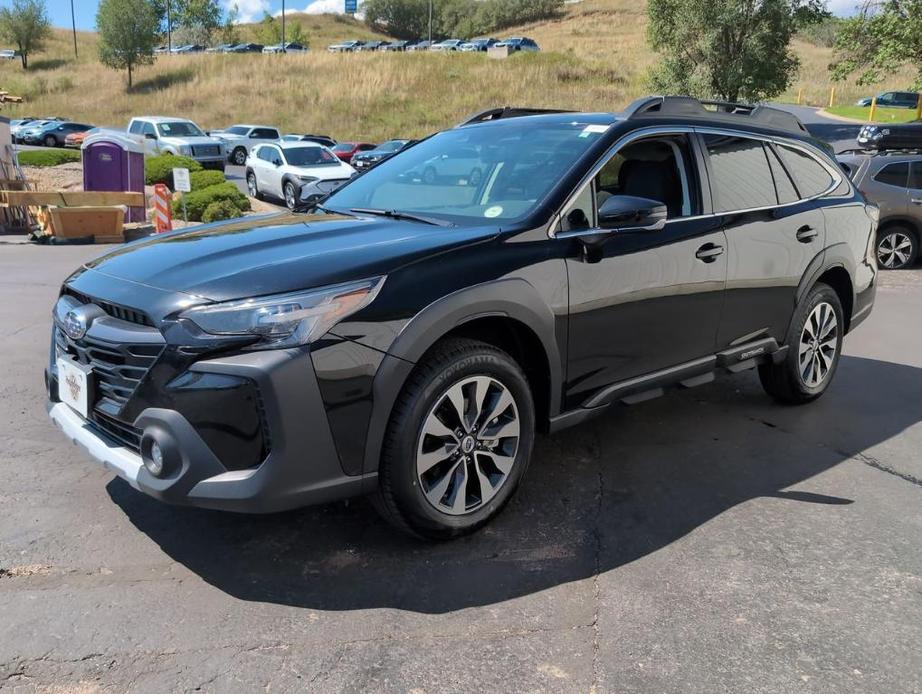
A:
565;218;728;409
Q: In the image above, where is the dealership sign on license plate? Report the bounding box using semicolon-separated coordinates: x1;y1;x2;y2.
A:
57;357;92;418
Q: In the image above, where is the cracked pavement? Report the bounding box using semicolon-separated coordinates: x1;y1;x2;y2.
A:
1;244;920;693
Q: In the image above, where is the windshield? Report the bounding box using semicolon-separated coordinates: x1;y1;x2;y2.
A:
157;121;205;137
283;146;340;166
324;119;611;225
224;126;249;135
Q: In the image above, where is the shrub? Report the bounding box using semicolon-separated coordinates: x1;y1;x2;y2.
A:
190;169;226;191
144;154;202;187
201;199;245;223
17;149;81;167
180;182;250;221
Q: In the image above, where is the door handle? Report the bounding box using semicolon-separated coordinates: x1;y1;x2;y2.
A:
695;243;724;263
796;225;819;243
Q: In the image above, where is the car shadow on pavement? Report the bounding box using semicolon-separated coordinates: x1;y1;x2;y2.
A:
107;355;921;613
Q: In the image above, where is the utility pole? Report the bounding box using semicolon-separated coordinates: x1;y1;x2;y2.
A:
281;0;286;51
428;0;432;43
70;0;77;58
167;0;172;53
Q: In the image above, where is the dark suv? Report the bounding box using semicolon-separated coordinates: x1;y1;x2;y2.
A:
46;97;877;539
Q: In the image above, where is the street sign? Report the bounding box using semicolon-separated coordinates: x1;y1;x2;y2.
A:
172;167;191;193
345;0;357;14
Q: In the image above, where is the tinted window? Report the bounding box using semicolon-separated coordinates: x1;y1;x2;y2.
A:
157;121;204;137
704;135;776;211
875;162;910;188
128;121;143;134
142;122;156;137
910;163;922;190
332;144;353;153
776;145;834;198
225;126;249;135
282;146;339;166
766;146;799;204
252;128;279;139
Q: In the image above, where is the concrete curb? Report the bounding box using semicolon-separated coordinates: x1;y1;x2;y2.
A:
816;109;869;124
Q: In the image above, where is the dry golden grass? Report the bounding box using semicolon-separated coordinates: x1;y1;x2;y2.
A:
0;0;917;140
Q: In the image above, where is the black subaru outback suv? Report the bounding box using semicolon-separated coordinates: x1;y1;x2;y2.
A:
47;97;877;539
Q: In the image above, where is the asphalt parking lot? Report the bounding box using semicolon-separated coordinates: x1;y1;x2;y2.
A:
1;242;920;693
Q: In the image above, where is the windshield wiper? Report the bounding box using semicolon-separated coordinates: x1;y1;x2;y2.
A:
349;207;453;227
292;201;351;216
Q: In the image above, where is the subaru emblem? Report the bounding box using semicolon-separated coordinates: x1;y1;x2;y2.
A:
63;308;89;340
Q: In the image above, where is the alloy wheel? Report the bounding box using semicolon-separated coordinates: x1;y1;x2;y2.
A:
877;231;914;269
416;375;520;516
799;301;838;388
246;174;257;197
234;148;247;166
284;183;296;209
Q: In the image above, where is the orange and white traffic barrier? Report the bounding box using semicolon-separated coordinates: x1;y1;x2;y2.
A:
153;183;173;233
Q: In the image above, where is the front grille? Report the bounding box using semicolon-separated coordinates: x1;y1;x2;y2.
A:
192;144;221;158
91;409;142;452
62;288;154;327
54;326;163;409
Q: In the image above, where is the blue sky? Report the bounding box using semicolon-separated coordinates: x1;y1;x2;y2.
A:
52;0;856;32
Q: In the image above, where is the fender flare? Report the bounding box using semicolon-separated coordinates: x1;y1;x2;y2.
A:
793;242;857;333
361;278;564;476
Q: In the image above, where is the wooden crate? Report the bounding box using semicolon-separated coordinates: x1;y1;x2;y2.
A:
49;206;125;242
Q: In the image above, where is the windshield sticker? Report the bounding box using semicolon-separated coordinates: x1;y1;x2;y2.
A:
484;206;503;218
579;124;610;138
161;124;171;132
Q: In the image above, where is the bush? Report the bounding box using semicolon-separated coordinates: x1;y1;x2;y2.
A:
180;182;250;221
144;154;202;187
201;199;245;223
190;169;226;191
17;149;81;167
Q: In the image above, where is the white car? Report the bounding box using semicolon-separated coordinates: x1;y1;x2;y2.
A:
245;142;356;209
210;124;281;166
262;42;308;54
127;116;226;169
0;49;16;60
418;147;485;185
327;40;365;53
430;39;466;52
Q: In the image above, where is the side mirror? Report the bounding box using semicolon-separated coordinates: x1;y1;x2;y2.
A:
597;195;667;232
144;132;156;140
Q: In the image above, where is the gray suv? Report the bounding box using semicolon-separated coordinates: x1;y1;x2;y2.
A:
840;152;921;269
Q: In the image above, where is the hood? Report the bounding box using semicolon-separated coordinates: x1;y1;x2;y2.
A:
82;212;499;303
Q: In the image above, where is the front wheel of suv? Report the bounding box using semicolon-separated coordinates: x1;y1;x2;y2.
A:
373;338;535;540
876;227;918;270
246;172;260;199
759;282;844;405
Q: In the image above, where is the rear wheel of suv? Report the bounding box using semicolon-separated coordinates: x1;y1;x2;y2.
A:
232;147;248;166
876;227;918;270
44;135;57;148
374;338;535;540
759;283;844;405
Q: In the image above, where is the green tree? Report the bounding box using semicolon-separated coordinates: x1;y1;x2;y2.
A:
221;4;241;46
173;0;222;45
0;0;51;69
830;1;922;87
96;0;159;88
259;12;306;46
646;0;825;103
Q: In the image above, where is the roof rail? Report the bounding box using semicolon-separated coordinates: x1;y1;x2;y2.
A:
458;106;574;127
622;95;809;135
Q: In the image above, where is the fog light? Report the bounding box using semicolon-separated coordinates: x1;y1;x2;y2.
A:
145;440;164;477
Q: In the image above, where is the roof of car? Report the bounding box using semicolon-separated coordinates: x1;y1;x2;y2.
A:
270;141;330;150
132;116;198;123
229;124;277;130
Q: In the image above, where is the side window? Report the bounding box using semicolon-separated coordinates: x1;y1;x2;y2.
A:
256;147;270;162
910;162;922;190
874;162;910;188
766;146;799;204
142;122;156;138
252;128;278;139
776;145;834;198
128;121;142;134
269;147;283;165
703;134;776;212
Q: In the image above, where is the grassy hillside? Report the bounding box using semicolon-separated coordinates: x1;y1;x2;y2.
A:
0;0;917;141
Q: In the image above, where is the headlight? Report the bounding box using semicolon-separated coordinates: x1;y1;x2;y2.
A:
298;175;318;182
179;277;385;350
178;144;192;155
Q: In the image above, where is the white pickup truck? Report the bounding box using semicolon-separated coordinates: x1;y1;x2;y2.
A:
127;116;225;170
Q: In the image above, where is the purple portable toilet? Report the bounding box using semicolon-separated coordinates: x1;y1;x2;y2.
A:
82;130;146;223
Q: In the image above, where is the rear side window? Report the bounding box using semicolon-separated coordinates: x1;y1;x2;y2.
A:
252;128;279;139
766;146;799;204
874;162;909;188
777;145;834;198
703;135;776;212
909;162;922;189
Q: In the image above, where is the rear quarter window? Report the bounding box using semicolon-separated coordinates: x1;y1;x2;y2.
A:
777;145;834;197
874;162;910;188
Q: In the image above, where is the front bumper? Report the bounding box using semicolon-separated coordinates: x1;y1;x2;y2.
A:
47;347;373;513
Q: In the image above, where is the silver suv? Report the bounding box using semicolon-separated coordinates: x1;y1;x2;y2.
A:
840;151;921;269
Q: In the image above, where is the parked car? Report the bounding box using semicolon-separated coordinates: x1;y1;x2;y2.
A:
64;129;96;148
351;139;415;170
0;49;16;60
227;43;264;53
855;91;919;108
282;133;338;148
9;118;37;143
430;39;467;51
211;124;282;166
415;146;486;184
206;43;235;53
23;121;95;147
838;150;922;269
262;42;308;54
380;40;410;52
857;122;922;150
494;37;540;52
127;116;225;169
45;96;876;539
245;141;355;208
11;117;63;143
331;141;377;163
173;44;205;54
460;38;498;52
358;40;386;51
407;40;433;51
327;40;365;53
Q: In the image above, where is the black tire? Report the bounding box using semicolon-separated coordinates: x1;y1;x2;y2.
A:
246;172;260;199
44;135;57;148
232;147;248;166
373;338;536;540
876;226;918;270
283;181;297;209
759;282;844;405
